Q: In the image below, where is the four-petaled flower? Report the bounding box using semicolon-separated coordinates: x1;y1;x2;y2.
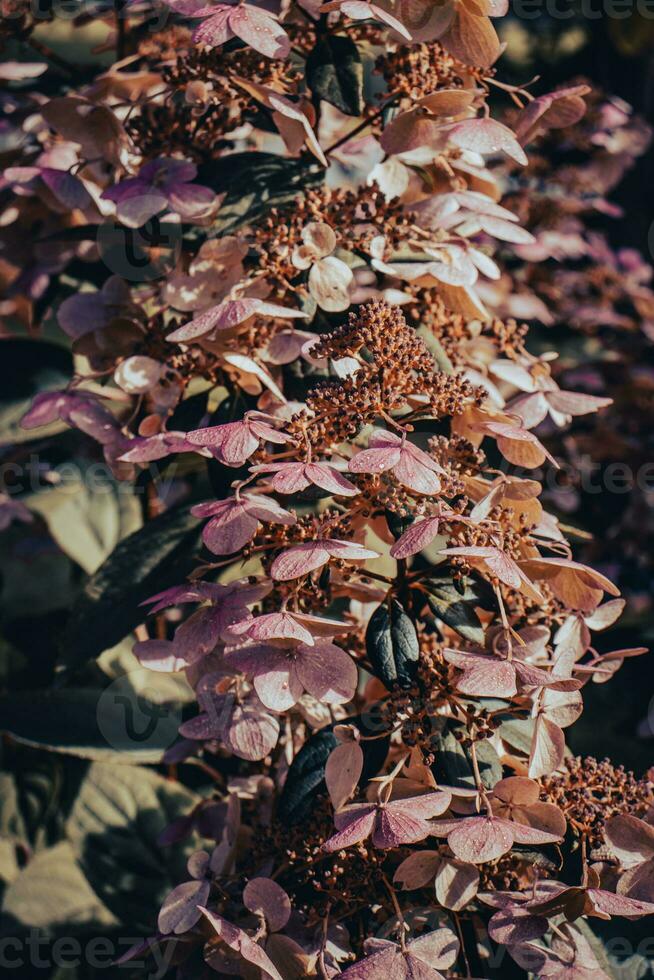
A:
187;411;290;466
102;157;215;227
349;429;445;495
322;791;452;851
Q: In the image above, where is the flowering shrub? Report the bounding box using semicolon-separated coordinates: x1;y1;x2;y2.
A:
1;4;654;979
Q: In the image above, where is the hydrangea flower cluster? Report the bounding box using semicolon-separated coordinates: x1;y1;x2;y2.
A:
2;2;654;977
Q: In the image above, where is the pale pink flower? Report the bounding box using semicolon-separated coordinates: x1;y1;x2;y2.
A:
134;578;271;671
199;907;283;980
554;599;625;659
158;851;212;935
339;929;458;979
186;411;290;466
439;545;544;602
270;538;379;581
394;849;480;911
226;638;358;709
142;578;270;615
102;157;215;227
508;921;616;978
166;297;306;342
442;647;580;699
224;610;353;647
528;686;584;778
515;84;590;144
447;118;528;166
252;459;359;496
322;791;452;851
525;869;654;921
57;275;133;340
191;493;295;555
507;385;612;429
489;776;567;838
119;431;211;463
190;3;290;60
471;418;557;469
348;429;444;495
179;678;280;761
320;0;412;39
431;812;563;864
243;877;291;932
262;329;322;365
291;222;353;312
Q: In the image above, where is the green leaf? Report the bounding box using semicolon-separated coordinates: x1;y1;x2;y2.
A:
2;842;117;931
306;35;364;117
278;713;389;825
385;509;414;541
0;686;183;764
366;598;419;690
415;326;454;375
430;719;501;791
60;504;201;672
575;917;652;980
497;717;534;755
26;462;142;575
423;575;495;645
0;753;65;850
200;152;323;235
66;764;199;931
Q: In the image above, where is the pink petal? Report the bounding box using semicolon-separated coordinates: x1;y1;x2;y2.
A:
348;447;400;475
230;5;291;59
605;814;654;865
263;462;310;494
322;808;377;851
373;809;433;848
325;741;364;810
254;663;303;711
305;462;359;496
528;715;565;778
390;517;441;558
202;503;259;555
158;879;210;935
387;791;452;820
434;859;480;912
243;493;296;525
448;118;528;165
133;639;189;673
546;390;612;416
447;817;514;864
393;450;441;495
506;819;563;846
192;9;232;47
199;908;284;980
588;888;654;920
294;641;357;704
167;298;304;342
270;541;332;581
231;612;315;645
243;877;291;932
224;702;279;760
394;851;442;889
325;539;379;561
